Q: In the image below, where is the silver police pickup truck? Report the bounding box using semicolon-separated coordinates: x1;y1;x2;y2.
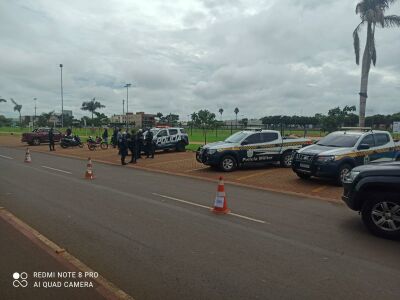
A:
292;128;400;185
196;130;312;172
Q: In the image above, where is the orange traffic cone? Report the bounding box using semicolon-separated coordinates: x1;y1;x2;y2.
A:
24;148;32;163
212;176;230;214
85;157;95;179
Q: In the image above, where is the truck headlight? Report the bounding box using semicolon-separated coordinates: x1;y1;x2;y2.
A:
208;149;217;155
316;155;335;163
343;171;360;183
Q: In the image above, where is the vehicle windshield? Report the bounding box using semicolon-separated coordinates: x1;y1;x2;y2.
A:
150;128;160;135
225;132;249;143
317;134;361;147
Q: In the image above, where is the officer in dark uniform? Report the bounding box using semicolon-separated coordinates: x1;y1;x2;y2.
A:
128;129;137;163
145;130;155;158
48;127;55;151
119;133;128;165
137;129;144;159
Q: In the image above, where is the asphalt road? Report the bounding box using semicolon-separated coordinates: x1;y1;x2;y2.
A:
0;146;399;300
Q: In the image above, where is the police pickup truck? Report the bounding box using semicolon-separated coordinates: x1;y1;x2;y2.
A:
146;127;189;152
196;130;312;172
292;129;400;185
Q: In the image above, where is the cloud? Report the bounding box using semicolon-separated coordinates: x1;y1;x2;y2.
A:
0;0;399;120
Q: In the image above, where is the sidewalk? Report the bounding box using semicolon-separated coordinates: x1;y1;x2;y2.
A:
0;212;107;300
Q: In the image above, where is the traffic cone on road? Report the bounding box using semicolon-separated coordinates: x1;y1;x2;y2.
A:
85;157;94;179
24;148;32;163
212;176;230;214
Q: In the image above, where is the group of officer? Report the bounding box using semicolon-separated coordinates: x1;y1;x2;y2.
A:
114;128;155;165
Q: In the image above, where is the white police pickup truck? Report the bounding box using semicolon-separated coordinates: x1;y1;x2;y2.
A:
292;129;400;185
196;130;312;172
147;127;189;152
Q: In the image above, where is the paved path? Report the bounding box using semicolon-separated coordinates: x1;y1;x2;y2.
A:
0;146;399;300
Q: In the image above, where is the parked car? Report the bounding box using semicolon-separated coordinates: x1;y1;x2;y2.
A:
144;127;189;152
196;130;312;172
292;129;400;185
342;161;400;239
21;128;62;146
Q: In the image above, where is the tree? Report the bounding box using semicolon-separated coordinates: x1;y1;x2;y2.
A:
10;98;22;125
37;111;54;127
234;107;239;128
81;98;105;125
218;108;224;120
0;98;6;103
353;0;400;127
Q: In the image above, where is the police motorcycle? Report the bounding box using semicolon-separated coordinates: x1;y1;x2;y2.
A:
60;135;83;148
87;136;108;151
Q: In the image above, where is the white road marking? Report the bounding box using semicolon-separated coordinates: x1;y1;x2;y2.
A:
41;166;72;174
152;193;266;224
0;154;13;160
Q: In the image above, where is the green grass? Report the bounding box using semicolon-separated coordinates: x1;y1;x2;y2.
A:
1;126;399;145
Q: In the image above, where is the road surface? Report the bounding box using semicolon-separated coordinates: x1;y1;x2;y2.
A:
0;146;399;300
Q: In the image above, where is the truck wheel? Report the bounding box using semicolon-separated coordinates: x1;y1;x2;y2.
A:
219;155;237;172
280;151;293;168
296;172;311;180
336;163;352;186
361;193;400;240
33;138;40;146
175;142;186;152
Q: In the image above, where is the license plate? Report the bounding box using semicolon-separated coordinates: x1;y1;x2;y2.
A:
300;163;310;169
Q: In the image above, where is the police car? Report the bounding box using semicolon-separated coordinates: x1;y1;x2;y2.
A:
146;127;189;152
196;130;312;172
292;128;400;185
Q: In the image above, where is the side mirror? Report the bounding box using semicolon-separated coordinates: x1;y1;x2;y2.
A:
358;144;370;150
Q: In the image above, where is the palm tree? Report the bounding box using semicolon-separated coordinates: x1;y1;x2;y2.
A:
0;98;6;103
81;97;105;125
10;98;22;125
234;107;239;128
353;0;400;127
218;108;224;120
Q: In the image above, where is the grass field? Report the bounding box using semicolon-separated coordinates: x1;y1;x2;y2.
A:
1;126;399;145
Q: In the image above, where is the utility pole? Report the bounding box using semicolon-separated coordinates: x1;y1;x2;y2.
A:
60;64;64;128
33;98;37;128
124;83;132;128
122;99;125;115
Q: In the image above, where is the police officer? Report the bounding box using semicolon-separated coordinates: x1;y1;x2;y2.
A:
119;133;128;165
48;127;55;151
145;130;155;159
137;129;144;159
111;127;118;148
128;129;138;164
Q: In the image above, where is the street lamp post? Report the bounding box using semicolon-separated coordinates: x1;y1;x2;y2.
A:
60;64;64;128
33;98;37;128
124;83;132;128
122;99;125;115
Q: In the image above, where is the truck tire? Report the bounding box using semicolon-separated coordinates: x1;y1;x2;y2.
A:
361;192;400;240
175;142;186;152
219;155;237;172
296;172;310;179
33;138;40;146
336;163;352;186
280;151;293;168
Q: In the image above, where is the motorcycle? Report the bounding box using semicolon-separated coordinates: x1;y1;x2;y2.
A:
60;135;83;149
87;136;108;151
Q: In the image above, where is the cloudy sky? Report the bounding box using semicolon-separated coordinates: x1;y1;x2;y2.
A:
0;0;399;120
